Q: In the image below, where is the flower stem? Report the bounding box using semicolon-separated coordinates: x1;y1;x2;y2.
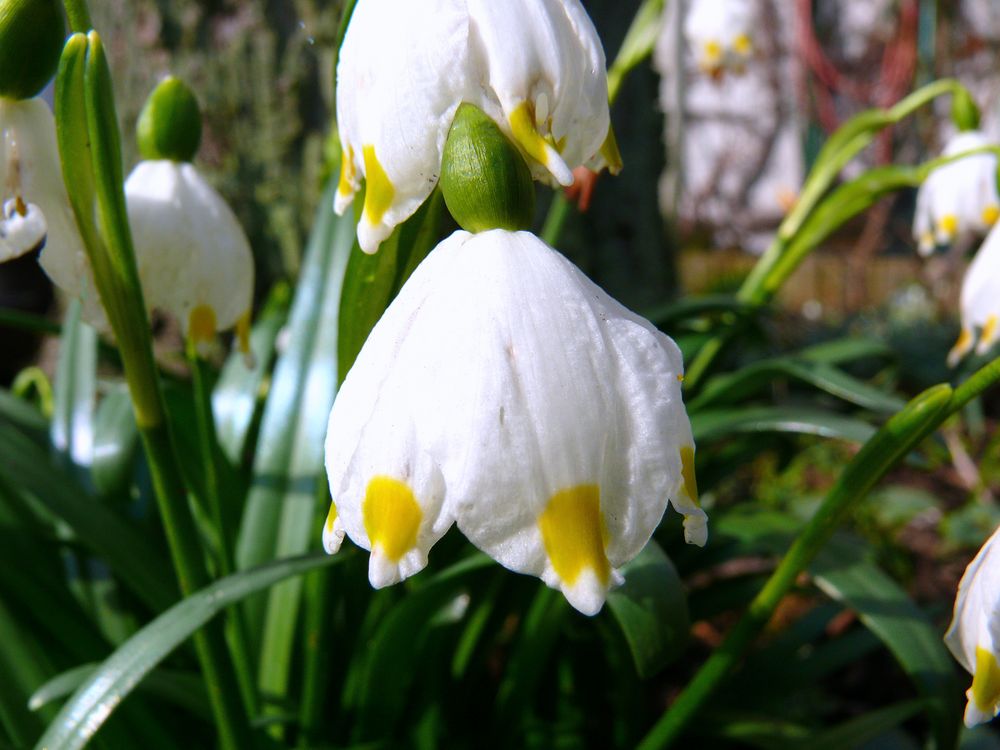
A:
62;0;91;33
54;31;251;748
638;357;1000;749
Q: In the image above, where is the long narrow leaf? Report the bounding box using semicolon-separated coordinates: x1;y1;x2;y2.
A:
33;553;342;750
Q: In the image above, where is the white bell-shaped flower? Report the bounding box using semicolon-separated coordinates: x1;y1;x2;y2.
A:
125;160;253;353
683;0;754;78
949;220;1000;365
334;0;621;254
0;97;104;325
913;130;1000;257
323;229;705;616
946;524;1000;726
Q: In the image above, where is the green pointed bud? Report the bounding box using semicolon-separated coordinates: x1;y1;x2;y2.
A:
951;87;981;132
440;103;534;233
0;0;65;100
136;76;202;162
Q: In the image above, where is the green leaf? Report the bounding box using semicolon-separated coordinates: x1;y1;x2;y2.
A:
643;294;752;329
800;699;927;750
690;407;876;444
212;283;291;464
337;189;446;384
810;537;962;750
606;541;689;678
235;179;353;719
0;388;47;440
50;300;97;471
33;553;342;750
91;385;139;496
0;423;175;612
689;357;905;414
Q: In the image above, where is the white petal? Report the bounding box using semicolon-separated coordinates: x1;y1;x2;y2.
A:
946;524;1000;726
0;198;46;260
125;160;254;340
0;98;104;327
953;221;1000;364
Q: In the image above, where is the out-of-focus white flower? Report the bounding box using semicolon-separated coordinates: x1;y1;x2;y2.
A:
683;0;754;78
949;221;1000;366
946;524;1000;726
322;229;705;616
125;160;253;354
913;130;1000;257
0;97;104;324
334;0;620;254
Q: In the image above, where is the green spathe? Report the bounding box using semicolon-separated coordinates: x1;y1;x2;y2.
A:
440;103;534;234
0;0;64;100
136;76;202;162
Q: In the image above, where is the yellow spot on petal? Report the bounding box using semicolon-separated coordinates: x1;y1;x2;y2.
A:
600;126;623;175
538;484;610;587
338;145;356;199
363;476;422;563
982;315;999;348
324;503;338;535
188;304;217;345
984;205;1000;226
950;327;973;364
972;647;1000;715
680;445;700;508
676;373;685;383
733;33;752;56
939;213;959;238
362;145;394;226
703;40;723;62
919;231;935;248
510;101;552;169
15;195;27;217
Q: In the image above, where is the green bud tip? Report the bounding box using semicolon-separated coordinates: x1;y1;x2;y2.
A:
440;103;535;234
951;87;981;133
0;0;65;100
136;76;202;162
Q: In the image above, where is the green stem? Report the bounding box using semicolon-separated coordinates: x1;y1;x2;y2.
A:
684;79;970;391
639;357;1000;749
188;347;258;716
62;0;91;33
540;193;572;246
55;32;251;748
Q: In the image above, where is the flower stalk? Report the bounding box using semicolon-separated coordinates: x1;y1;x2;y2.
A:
54;29;251;748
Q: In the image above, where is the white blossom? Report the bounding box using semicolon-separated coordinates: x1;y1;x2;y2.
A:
913;130;1000;257
946;523;1000;726
683;0;754;78
334;0;620;254
125;160;253;353
949;220;1000;365
323;229;705;616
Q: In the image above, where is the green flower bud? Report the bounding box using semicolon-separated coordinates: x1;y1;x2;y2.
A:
952;87;981;133
440;103;534;233
136;76;202;162
0;0;65;100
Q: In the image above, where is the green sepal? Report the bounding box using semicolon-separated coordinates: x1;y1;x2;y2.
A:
440;103;535;233
0;0;64;99
136;75;202;162
951;85;981;132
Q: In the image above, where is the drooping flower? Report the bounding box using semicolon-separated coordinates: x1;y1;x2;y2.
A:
683;0;754;78
0;97;104;325
949;220;1000;365
323;229;705;616
334;0;621;254
945;524;1000;726
124;159;253;354
913;130;1000;257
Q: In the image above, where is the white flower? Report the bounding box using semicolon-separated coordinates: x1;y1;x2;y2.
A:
0;97;104;324
334;0;621;254
946;523;1000;727
125;160;253;353
913;130;1000;257
323;229;705;616
684;0;754;78
949;220;1000;366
